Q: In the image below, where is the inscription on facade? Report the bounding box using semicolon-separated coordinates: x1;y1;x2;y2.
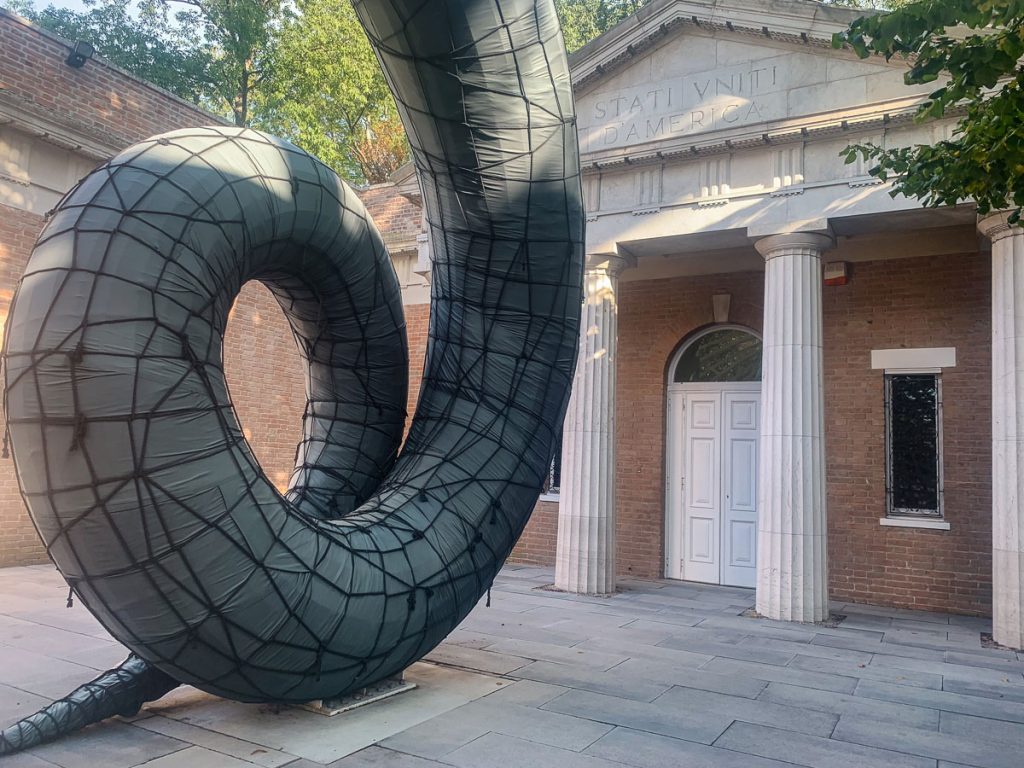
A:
581;57;789;152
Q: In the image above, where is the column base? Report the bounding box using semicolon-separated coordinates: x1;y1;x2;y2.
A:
554;517;615;595
755;531;829;624
993;547;1024;650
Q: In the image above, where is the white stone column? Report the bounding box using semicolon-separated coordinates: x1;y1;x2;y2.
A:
555;253;632;594
981;211;1024;649
754;232;833;622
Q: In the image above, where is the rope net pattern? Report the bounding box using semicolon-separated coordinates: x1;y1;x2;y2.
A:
1;0;583;751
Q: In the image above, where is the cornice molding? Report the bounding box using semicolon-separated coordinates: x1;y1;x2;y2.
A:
0;90;122;160
569;0;879;94
579;104;966;174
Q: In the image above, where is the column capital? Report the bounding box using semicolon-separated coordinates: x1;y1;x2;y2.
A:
978;210;1023;242
585;252;635;276
754;232;834;261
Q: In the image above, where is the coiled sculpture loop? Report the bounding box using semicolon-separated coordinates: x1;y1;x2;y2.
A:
0;0;583;752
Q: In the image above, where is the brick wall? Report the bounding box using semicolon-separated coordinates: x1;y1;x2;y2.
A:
0;10;221;149
405;303;429;424
222;285;307;495
510;501;559;566
824;252;991;615
358;184;423;253
0;203;47;565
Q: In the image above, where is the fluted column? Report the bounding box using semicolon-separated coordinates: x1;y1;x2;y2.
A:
754;232;833;622
981;211;1024;649
555;253;632;594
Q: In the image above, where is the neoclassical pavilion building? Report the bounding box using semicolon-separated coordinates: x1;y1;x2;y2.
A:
379;0;1023;648
545;0;1022;646
2;1;1023;650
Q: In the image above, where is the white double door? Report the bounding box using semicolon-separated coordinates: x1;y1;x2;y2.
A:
666;383;760;588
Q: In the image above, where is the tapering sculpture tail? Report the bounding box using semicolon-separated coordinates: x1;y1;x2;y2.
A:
0;655;178;755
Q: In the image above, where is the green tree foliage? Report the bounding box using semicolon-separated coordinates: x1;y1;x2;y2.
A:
256;0;407;183
554;0;645;53
139;0;285;126
6;0;211;102
834;0;1024;219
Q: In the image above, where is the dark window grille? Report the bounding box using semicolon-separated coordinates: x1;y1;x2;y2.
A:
885;373;942;517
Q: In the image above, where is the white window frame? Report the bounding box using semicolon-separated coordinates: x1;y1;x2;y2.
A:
871;349;954;531
882;368;946;527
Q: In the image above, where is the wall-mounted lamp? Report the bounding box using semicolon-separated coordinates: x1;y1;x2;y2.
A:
712;293;731;323
65;40;95;69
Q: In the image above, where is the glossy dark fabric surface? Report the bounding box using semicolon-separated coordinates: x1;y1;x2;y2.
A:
2;0;583;711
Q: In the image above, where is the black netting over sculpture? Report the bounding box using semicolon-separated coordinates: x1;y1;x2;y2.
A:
0;0;583;753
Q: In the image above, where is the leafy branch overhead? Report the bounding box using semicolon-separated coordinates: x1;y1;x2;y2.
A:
833;0;1024;219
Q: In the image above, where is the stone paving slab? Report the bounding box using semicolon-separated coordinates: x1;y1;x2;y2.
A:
939;711;1024;747
131;715;297;767
2;564;1023;767
652;685;839;737
442;731;621;768
713;720;935;768
583;726;797;768
380;697;614;758
610;656;768;698
812;631;950;661
853;678;1024;722
513;660;672;702
758;681;940;729
699;656;860;693
541;688;736;744
26;721;186;768
833;714;1021;768
788;652;945;689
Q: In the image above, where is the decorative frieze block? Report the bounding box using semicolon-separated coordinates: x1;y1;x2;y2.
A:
700;156;731;199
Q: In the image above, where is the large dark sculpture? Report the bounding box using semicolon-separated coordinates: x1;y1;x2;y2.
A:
0;0;583;753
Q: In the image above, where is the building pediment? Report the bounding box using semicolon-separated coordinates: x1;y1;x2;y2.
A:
571;0;926;163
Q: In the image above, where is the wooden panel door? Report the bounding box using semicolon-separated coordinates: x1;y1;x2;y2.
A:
721;390;759;588
682;391;721;584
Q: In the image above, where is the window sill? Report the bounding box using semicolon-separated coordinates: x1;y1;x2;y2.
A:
879;517;950;531
538;493;560;504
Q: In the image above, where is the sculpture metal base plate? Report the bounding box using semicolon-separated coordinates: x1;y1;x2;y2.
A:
300;673;417;716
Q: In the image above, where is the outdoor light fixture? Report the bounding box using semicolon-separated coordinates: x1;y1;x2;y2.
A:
65;40;94;69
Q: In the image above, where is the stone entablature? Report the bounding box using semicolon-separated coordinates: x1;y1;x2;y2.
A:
569;0;960;254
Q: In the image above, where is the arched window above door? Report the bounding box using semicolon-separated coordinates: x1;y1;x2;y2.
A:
672;327;762;383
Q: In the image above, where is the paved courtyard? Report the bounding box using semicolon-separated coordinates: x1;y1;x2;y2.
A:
1;564;1023;767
